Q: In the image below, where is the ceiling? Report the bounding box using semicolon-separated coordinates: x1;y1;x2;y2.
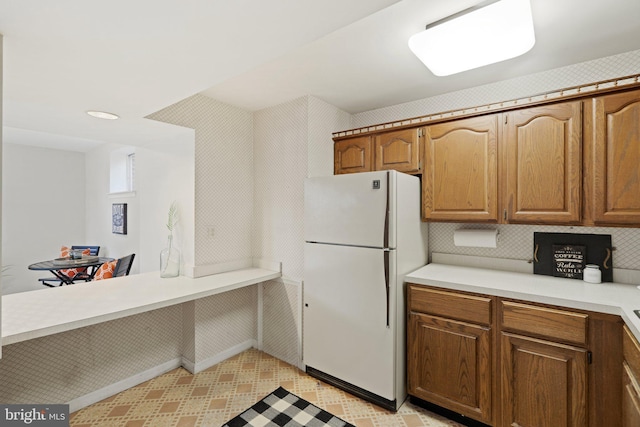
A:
2;0;640;152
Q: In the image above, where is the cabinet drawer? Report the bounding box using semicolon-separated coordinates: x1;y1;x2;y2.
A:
500;300;588;346
408;285;492;325
624;325;640;381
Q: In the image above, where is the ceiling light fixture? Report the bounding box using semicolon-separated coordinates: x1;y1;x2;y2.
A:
87;110;120;120
408;0;535;76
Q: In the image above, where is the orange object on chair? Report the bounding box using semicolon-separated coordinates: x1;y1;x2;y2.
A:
59;246;90;279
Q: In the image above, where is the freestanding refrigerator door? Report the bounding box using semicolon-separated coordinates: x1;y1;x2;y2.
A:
303;242;396;405
304;171;395;248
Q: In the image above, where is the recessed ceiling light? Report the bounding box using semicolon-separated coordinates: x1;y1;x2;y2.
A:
87;110;120;120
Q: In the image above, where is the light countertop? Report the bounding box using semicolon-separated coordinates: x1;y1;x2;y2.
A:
405;263;640;341
2;268;281;345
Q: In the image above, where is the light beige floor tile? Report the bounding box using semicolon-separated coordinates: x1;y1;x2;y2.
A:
70;349;463;427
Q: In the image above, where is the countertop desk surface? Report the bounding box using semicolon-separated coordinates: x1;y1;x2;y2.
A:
2;268;281;345
406;263;640;342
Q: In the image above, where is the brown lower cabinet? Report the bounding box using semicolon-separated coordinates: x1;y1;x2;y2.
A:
407;283;623;427
623;326;640;426
407;285;495;424
500;333;588;427
408;312;493;423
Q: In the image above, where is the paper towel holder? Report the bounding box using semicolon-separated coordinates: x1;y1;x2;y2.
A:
453;228;499;248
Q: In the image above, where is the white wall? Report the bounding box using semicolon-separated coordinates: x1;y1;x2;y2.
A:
352;49;640;129
253;95;351;366
136;134;195;274
308;96;352;178
253;97;308;281
2;143;86;294
147;94;254;272
84;131;195;275
84;143;139;268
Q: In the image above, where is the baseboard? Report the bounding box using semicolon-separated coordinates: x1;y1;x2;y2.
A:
181;356;196;374
68;339;259;412
67;358;182;413
187;339;257;374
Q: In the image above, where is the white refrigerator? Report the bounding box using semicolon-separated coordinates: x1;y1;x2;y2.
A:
303;170;427;411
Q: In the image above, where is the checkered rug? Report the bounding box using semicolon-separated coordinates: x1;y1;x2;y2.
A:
222;387;355;427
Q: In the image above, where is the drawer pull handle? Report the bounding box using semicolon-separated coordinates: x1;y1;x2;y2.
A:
533;244;539;263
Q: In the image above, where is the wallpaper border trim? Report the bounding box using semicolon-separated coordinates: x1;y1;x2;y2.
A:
334;73;640;137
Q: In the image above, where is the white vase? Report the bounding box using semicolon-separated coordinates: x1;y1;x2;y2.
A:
160;235;180;278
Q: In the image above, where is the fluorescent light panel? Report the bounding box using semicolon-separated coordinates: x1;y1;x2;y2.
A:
408;0;535;76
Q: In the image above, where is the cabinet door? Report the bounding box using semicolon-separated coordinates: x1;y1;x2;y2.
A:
623;325;640;427
623;362;640;427
423;115;499;222
501;332;588;427
334;136;373;174
374;128;421;173
587;90;640;225
503;102;582;224
408;312;492;424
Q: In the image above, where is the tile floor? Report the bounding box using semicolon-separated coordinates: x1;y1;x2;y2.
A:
70;349;463;427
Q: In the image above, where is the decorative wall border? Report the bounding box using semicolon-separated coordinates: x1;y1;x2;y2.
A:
333;73;640;139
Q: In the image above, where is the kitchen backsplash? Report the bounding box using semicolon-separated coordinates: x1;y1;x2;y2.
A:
429;223;640;271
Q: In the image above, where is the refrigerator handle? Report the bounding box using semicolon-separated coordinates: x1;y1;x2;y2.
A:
384;249;390;328
383;171;389;248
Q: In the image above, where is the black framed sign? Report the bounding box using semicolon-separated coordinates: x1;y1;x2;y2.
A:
533;232;613;282
112;203;127;235
552;244;586;279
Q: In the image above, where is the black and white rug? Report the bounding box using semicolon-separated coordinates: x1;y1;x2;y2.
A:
222;387;355;427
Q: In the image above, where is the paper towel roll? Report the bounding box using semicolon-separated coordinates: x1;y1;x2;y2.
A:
453;229;499;248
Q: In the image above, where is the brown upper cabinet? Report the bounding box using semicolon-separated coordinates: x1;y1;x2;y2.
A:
585;89;640;226
374;128;422;173
334;83;640;227
334;135;373;175
334;128;422;175
423;115;499;222
503;101;582;224
422;100;582;224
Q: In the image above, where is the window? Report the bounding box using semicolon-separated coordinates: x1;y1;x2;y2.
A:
110;147;136;193
127;153;135;192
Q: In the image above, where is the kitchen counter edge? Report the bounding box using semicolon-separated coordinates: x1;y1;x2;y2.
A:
405;263;640;341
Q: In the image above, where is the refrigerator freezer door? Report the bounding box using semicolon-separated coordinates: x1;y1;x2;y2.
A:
304;171;395;248
303;242;396;400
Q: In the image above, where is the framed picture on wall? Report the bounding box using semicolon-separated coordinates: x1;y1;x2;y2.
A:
112;203;127;235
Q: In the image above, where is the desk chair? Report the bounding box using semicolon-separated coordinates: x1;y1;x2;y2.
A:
94;254;135;281
39;245;101;287
114;253;135;277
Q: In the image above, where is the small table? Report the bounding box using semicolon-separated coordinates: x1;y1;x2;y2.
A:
29;257;115;285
